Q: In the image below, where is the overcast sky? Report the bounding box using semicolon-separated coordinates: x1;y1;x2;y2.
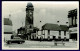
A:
2;1;79;31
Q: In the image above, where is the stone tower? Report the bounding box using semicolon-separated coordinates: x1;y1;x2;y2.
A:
25;3;34;34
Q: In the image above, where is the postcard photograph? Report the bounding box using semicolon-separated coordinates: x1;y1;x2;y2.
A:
2;1;79;50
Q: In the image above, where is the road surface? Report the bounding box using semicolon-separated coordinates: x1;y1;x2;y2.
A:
4;40;77;48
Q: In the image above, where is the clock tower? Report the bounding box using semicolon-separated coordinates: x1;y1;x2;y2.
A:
25;3;34;34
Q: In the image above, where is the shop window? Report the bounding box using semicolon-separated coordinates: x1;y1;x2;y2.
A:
76;19;77;25
48;30;50;35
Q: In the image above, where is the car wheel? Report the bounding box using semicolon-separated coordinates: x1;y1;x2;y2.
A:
9;41;11;44
7;41;11;44
19;42;22;44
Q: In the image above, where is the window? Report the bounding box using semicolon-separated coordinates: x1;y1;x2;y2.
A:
69;17;72;26
48;30;50;35
64;31;66;36
59;31;61;35
73;16;76;25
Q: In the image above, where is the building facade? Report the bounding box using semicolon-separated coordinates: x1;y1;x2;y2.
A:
35;23;69;41
68;9;77;41
42;23;69;41
17;27;26;39
17;27;25;35
4;18;13;41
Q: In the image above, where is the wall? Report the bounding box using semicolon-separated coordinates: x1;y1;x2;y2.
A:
50;31;59;39
36;30;69;40
4;34;12;41
37;31;42;39
66;31;69;39
44;30;48;39
4;25;12;33
4;25;13;42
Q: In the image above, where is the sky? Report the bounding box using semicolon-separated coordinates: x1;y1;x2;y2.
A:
2;1;79;32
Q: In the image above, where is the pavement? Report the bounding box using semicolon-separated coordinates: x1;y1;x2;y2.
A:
4;40;77;48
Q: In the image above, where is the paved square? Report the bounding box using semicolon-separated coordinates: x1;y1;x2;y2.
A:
4;40;77;48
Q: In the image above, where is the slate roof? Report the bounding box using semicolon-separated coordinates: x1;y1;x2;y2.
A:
42;23;61;31
4;18;12;26
42;23;69;31
60;25;69;31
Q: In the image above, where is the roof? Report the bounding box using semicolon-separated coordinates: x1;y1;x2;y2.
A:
60;25;69;31
18;27;25;30
42;23;61;31
33;27;39;30
42;23;69;31
68;9;77;18
27;2;33;7
4;18;12;26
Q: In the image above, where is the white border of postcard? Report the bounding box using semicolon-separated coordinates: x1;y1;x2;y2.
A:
2;1;79;50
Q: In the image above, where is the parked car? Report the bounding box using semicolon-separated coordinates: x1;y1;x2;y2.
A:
6;37;25;44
